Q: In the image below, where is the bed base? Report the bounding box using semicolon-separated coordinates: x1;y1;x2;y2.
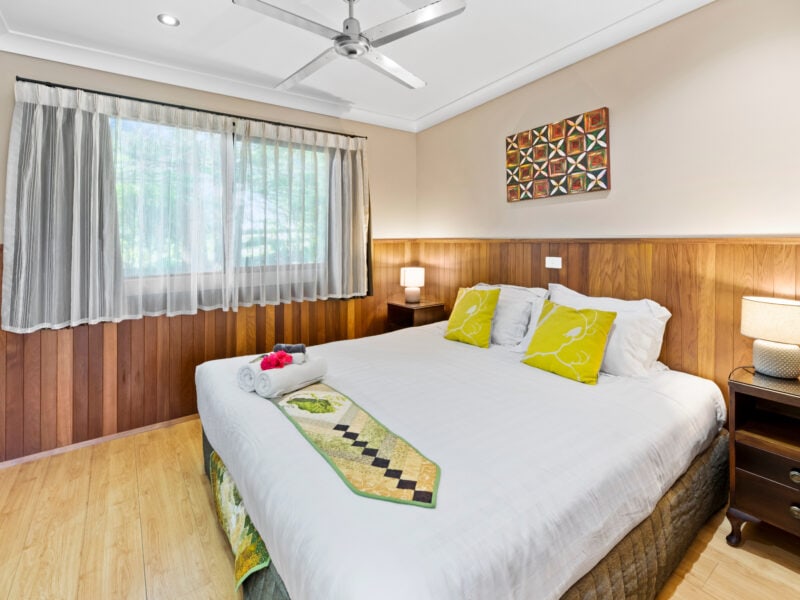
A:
203;429;728;599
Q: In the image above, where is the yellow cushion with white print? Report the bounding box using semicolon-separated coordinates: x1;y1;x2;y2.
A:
444;288;500;348
522;300;616;384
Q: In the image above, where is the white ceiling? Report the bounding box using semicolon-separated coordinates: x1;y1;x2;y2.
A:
0;0;713;132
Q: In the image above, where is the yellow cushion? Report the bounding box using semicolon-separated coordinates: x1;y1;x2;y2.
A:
522;300;616;385
444;288;500;348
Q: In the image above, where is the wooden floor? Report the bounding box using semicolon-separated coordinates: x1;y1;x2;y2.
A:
0;417;798;600
658;509;800;599
0;417;239;600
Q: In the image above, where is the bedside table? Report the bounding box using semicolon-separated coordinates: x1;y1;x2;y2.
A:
726;367;800;546
386;300;446;331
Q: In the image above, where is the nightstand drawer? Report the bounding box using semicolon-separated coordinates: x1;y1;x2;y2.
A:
734;469;800;537
736;442;800;491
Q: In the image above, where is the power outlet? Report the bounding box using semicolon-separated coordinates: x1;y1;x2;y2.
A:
545;256;562;269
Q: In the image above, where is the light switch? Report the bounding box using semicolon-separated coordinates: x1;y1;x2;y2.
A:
545;256;562;269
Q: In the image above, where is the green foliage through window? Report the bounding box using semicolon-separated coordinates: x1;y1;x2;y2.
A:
110;117;329;278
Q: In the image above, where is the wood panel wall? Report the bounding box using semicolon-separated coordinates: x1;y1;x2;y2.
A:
2;237;798;462
414;238;800;404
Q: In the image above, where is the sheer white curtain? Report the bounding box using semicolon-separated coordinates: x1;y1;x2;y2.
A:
110;104;230;316
2;81;371;334
231;120;370;307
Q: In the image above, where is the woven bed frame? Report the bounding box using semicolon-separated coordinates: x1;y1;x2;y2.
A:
202;428;728;600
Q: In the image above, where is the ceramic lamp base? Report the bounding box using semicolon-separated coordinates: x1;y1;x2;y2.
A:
404;287;421;303
753;338;800;379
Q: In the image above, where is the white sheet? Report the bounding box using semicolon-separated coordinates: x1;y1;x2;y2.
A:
197;322;726;600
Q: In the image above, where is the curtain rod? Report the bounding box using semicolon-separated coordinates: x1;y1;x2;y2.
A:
15;76;367;140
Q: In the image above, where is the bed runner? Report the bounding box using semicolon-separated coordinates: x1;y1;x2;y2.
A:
210;450;271;590
275;383;440;508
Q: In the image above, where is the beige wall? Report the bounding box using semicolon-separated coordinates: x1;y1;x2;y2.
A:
2;0;799;243
415;0;800;238
0;51;418;241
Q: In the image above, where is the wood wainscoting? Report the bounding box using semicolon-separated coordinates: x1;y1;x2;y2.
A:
1;237;798;461
413;238;800;402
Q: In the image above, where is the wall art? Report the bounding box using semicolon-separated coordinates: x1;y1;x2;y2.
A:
506;107;610;202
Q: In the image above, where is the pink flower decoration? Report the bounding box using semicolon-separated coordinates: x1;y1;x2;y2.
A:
260;350;294;370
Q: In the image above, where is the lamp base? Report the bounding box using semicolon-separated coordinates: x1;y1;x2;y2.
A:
404;287;421;303
753;339;800;379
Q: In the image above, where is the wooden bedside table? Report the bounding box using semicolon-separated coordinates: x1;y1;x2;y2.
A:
386;300;446;331
726;366;800;546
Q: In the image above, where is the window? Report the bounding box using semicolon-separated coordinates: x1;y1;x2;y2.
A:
112;117;226;278
2;81;370;333
233;136;329;269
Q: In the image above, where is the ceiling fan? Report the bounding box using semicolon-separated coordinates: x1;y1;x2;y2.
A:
232;0;466;90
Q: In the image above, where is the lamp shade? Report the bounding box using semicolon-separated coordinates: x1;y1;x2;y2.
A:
400;267;425;288
741;296;800;344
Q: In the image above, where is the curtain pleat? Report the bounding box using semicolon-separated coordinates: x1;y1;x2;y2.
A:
2;82;370;333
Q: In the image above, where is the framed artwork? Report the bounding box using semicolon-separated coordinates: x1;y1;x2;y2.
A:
506;107;610;202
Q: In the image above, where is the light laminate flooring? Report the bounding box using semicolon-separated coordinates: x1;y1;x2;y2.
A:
0;416;798;599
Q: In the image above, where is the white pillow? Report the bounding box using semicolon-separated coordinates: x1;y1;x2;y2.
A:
474;283;548;303
513;296;547;352
547;283;671;376
491;299;533;346
473;283;548;349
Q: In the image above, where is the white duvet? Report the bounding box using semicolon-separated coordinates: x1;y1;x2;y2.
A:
197;323;726;600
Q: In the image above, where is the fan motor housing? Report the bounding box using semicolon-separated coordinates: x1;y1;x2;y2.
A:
335;34;370;58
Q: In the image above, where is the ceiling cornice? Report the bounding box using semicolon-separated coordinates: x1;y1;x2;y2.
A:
0;29;420;131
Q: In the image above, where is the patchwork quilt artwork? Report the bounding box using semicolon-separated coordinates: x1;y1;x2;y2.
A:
506;107;610;202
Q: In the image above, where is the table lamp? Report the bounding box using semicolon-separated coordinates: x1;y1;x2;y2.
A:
740;296;800;379
400;267;425;303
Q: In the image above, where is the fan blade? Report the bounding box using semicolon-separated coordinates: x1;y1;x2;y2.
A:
232;0;340;40
359;50;426;89
276;47;339;91
364;0;465;48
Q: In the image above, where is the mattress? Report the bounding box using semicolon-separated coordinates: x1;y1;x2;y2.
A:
197;322;726;600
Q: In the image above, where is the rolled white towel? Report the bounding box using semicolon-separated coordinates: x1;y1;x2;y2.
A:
238;352;306;392
236;358;264;392
254;357;327;399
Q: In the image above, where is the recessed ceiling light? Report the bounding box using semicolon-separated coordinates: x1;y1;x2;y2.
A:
157;13;180;27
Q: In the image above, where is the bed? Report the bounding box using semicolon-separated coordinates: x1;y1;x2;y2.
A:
197;318;728;600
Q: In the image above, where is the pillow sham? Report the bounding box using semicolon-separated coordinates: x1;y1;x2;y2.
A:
444;287;500;348
522;300;616;385
472;283;548;349
548;283;671;377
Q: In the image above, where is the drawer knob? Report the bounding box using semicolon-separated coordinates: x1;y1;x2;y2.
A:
791;470;800;484
792;505;800;520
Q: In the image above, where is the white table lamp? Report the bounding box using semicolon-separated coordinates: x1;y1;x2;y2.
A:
741;296;800;379
400;267;425;303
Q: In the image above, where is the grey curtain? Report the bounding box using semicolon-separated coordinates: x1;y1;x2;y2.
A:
3;99;123;333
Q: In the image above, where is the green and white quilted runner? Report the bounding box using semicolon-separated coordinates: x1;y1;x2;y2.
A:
276;383;440;508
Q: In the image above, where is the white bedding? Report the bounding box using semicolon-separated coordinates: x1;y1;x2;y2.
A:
197;322;726;600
